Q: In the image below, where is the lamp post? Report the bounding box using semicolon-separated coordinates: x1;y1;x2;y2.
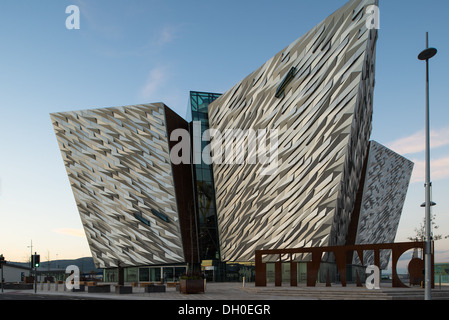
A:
0;254;6;293
418;32;437;301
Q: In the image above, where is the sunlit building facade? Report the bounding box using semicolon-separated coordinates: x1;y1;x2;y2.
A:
52;0;414;283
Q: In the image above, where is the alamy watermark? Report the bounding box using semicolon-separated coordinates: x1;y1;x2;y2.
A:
366;5;380;30
66;5;80;30
170;122;279;176
65;265;80;290
365;265;381;290
64;4;379;31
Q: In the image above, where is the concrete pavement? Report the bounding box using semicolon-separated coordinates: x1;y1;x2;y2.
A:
30;282;310;300
7;281;447;300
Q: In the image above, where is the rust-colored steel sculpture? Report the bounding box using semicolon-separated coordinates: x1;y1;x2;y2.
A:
255;242;434;288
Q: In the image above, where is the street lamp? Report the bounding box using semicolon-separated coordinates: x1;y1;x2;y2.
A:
420;201;436;208
418;32;437;301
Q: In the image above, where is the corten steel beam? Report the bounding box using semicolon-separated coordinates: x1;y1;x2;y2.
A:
255;242;434;288
290;256;298;287
255;253;266;287
307;251;322;287
275;258;282;287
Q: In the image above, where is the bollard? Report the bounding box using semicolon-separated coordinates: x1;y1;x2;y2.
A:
243;276;245;288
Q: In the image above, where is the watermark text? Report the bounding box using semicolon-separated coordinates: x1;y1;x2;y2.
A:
65;265;80;290
66;5;80;30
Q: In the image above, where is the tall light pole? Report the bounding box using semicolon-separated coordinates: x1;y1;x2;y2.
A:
418;32;437;301
27;240;33;262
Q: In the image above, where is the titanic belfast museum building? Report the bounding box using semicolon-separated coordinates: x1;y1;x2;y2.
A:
51;0;414;283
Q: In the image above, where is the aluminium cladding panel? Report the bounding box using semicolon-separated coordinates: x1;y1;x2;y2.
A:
353;141;414;269
208;0;378;262
50;103;186;268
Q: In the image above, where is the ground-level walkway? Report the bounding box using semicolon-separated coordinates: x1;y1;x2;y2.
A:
18;281;449;300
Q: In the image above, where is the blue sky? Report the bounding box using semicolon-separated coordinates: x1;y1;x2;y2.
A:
0;0;448;268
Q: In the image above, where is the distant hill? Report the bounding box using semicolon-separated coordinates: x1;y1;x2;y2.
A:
9;257;102;274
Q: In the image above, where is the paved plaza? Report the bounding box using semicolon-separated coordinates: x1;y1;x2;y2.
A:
2;282;449;301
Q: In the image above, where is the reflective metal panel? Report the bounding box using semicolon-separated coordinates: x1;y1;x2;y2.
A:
51;103;185;268
209;0;379;262
353;141;414;269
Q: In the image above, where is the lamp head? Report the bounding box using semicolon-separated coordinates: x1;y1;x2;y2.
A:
418;48;437;61
420;201;437;207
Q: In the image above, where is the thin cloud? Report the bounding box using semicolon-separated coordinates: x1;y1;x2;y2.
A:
54;228;86;238
140;67;169;100
387;127;449;155
410;156;449;184
157;26;176;46
435;248;449;263
73;0;124;39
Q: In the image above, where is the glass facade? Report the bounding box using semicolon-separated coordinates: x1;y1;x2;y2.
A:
104;265;188;283
104;268;118;283
124;267;138;283
187;91;259;282
138;267;162;282
137;266;187;282
264;262;351;284
225;262;256;282
102;92;260;283
188;91;222;263
435;263;449;284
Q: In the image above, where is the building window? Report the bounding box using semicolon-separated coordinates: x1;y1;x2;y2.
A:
275;67;296;98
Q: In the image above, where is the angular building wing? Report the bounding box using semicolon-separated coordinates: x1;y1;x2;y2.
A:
208;0;378;262
51;103;196;269
349;141;414;269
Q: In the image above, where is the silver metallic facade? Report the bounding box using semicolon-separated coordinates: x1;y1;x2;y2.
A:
51;0;414;272
353;141;414;269
51;103;185;268
209;0;378;262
